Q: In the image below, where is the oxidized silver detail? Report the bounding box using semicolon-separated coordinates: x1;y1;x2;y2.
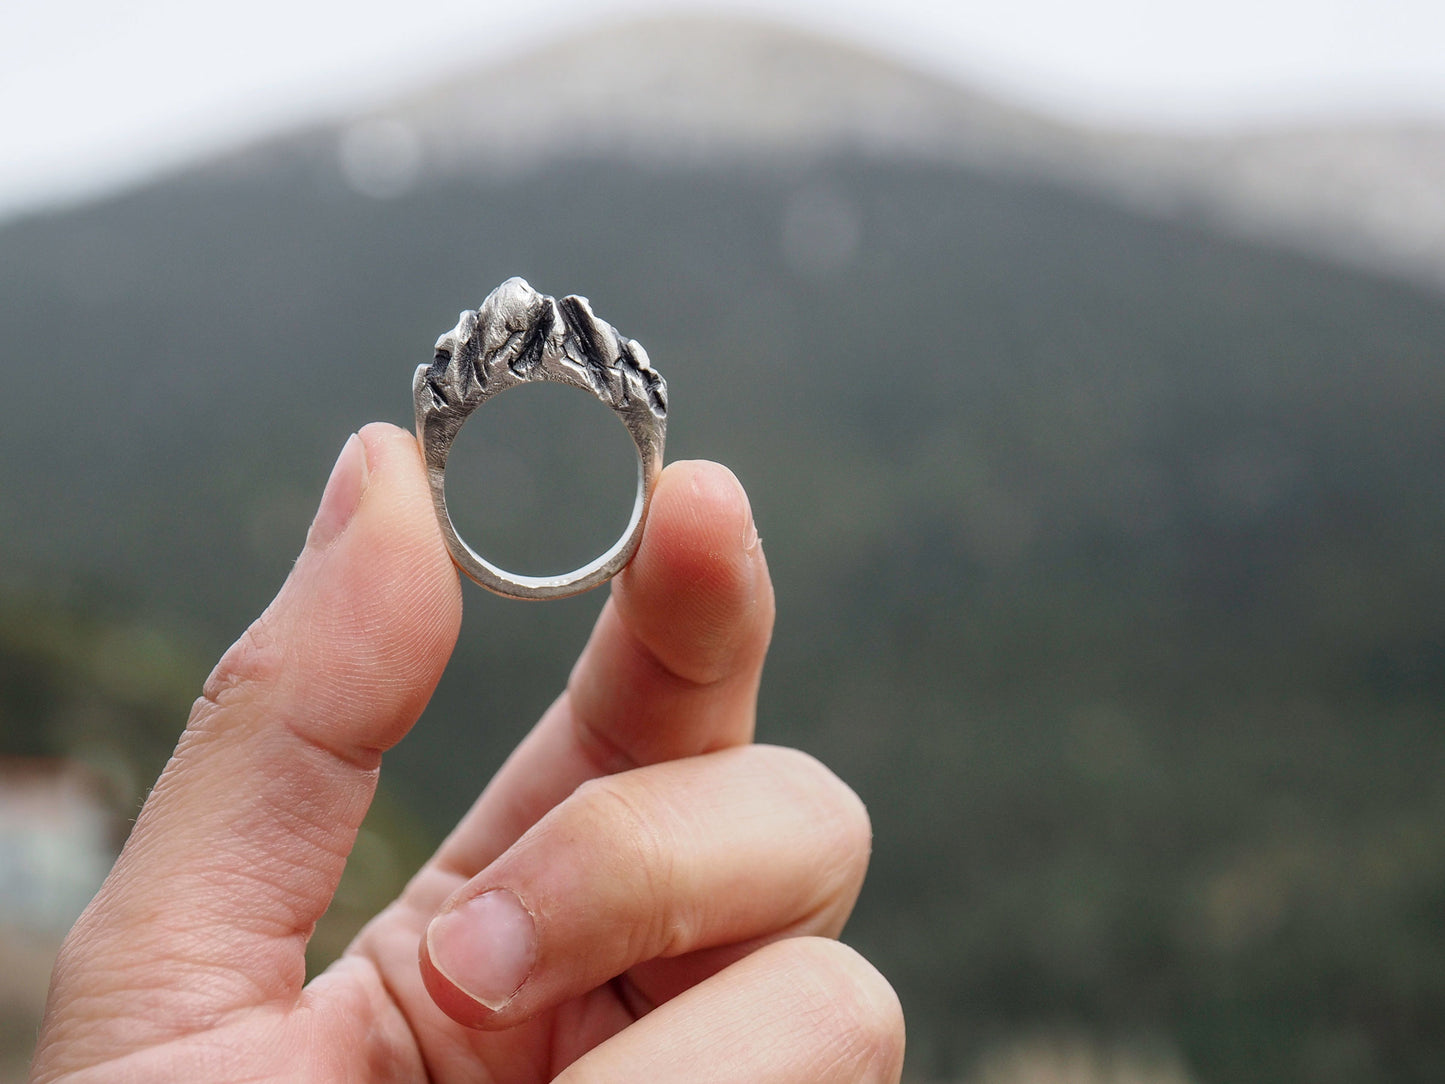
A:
414;277;667;600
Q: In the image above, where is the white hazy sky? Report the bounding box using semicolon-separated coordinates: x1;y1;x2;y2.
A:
2;0;1444;217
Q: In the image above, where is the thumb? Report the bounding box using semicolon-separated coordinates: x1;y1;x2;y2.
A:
37;423;461;1061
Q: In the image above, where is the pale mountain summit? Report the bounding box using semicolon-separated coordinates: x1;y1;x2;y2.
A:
328;14;1445;291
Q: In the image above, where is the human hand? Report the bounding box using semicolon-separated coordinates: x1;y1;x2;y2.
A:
31;424;903;1082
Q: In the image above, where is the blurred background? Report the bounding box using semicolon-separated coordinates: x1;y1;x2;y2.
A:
2;1;1444;1080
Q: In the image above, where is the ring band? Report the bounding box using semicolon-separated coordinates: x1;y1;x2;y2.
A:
413;278;667;600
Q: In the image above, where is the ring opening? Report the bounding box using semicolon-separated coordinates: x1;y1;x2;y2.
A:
441;380;639;578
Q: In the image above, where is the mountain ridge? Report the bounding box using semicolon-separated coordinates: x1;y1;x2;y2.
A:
207;13;1445;292
10;14;1444;292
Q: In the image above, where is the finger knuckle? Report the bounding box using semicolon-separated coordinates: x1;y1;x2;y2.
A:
569;775;681;953
196;610;285;720
783;937;906;1082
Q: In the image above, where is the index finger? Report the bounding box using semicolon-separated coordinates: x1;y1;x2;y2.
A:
425;459;775;885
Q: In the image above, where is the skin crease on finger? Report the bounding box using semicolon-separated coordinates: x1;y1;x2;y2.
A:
28;427;903;1084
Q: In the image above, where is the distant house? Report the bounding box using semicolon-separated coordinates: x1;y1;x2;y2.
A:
0;759;118;934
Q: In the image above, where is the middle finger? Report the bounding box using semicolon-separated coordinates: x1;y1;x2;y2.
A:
418;744;871;1030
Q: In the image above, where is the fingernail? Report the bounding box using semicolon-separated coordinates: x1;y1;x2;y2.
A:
426;889;537;1011
307;433;368;550
742;505;760;555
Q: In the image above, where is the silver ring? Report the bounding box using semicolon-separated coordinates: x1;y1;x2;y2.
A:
413;277;667;600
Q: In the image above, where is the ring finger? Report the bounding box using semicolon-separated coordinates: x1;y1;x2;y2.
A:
556;938;905;1084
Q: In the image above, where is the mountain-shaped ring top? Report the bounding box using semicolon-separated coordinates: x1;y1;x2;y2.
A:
413;277;667;600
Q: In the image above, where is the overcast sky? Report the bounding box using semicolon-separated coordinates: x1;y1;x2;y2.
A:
3;0;1444;218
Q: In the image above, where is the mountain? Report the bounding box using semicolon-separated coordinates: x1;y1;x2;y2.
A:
13;15;1445;288
300;15;1445;290
3;15;1444;1084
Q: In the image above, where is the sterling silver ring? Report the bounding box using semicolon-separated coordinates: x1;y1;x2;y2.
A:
413;278;667;600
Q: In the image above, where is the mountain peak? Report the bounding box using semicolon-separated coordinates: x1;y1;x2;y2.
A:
352;13;1064;174
317;13;1445;292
